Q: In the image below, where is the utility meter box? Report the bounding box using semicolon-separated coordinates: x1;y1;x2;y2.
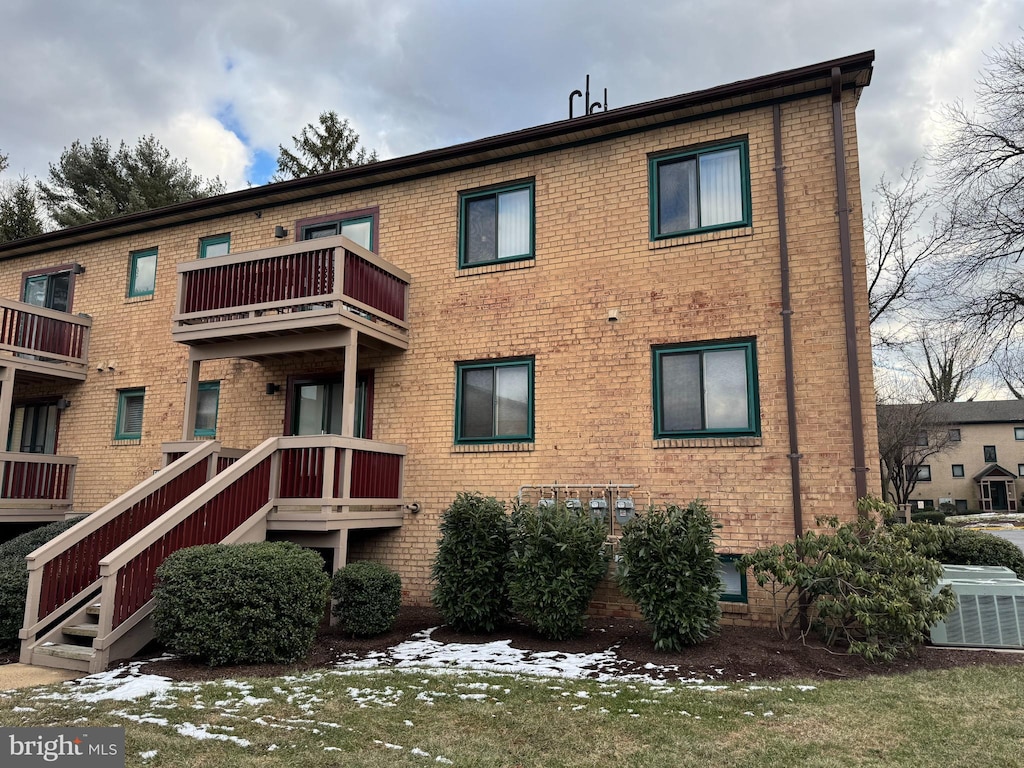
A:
615;498;635;525
565;498;582;511
538;498;555;509
589;497;608;521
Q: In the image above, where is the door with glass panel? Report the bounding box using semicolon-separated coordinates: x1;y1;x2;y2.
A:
290;375;370;438
20;270;72;357
9;403;58;454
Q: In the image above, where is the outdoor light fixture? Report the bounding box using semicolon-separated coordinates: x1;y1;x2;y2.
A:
265;383;281;395
71;263;86;275
274;225;288;238
56;399;72;410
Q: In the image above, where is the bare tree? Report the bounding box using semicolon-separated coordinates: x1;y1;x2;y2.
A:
935;37;1024;340
903;325;987;402
876;400;954;506
995;337;1024;398
866;164;955;347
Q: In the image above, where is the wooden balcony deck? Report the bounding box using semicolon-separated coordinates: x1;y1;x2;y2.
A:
0;299;92;381
0;452;78;523
171;235;410;356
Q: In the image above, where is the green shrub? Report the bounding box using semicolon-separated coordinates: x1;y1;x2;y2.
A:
332;561;401;637
153;542;330;666
0;518;83;651
931;528;1024;579
617;501;721;651
911;510;947;526
507;501;609;640
739;515;956;662
431;492;511;633
0;518;82;562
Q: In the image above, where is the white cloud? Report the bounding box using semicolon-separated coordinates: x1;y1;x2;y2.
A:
160;112;251;191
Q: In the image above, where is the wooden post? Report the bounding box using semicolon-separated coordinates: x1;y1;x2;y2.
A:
181;357;201;440
0;366;14;456
341;331;359;438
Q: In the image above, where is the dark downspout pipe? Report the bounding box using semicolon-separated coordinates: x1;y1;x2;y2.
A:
773;104;804;540
830;67;870;507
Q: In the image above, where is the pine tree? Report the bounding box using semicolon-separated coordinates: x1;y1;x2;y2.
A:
273;111;377;181
37;135;225;228
0;175;45;242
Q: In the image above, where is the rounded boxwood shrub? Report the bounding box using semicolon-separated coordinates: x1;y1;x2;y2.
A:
911;510;946;526
431;492;510;633
507;501;609;640
153;541;330;666
332;561;401;637
934;528;1024;579
617;501;722;651
0;518;83;651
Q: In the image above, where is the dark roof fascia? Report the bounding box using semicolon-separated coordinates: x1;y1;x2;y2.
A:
0;50;874;261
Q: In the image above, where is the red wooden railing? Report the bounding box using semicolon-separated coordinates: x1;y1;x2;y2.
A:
1;458;74;500
344;251;407;321
278;447;325;498
36;461;209;619
111;458;272;628
346;450;402;499
0;299;90;364
181;248;334;314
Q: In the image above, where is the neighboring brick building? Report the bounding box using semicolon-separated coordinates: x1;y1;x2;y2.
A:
883;401;1024;514
0;52;879;670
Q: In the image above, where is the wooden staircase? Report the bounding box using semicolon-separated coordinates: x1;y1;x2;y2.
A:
19;435;406;673
31;603;101;672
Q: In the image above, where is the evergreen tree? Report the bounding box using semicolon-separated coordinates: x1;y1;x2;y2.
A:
0;175;45;242
37;135;225;228
273;111;377;181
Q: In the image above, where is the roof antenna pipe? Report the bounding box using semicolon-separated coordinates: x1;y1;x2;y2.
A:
569;75;608;118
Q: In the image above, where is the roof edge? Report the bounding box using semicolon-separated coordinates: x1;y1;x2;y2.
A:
0;50;874;260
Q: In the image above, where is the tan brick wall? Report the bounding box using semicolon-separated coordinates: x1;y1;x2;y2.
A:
0;89;878;627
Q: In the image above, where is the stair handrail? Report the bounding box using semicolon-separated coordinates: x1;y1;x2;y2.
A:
91;436;281;643
97;437;279;576
24;441;220;573
19;441;223;645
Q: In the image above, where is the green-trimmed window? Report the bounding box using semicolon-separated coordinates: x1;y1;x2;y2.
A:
650;140;750;239
194;381;220;437
115;388;145;440
455;358;533;443
653;339;760;439
718;555;747;603
302;216;374;250
459;181;534;267
200;234;230;258
128;248;158;297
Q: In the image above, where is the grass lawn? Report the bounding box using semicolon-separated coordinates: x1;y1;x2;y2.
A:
1;661;1022;767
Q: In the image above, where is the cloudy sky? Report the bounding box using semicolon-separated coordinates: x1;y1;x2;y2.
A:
0;0;1020;200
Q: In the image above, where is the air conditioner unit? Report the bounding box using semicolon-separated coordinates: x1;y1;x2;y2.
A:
941;564;1020;581
930;578;1024;649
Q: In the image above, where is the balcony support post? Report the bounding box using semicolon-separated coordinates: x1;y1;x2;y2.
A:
181;357;201;441
341;331;359;439
0;366;14;456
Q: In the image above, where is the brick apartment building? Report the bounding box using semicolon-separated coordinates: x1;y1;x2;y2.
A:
0;52;879;671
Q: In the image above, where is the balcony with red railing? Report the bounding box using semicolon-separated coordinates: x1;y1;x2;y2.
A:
0;298;92;380
0;452;78;522
171;234;410;353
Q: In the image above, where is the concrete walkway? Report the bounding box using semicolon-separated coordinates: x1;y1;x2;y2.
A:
0;662;78;691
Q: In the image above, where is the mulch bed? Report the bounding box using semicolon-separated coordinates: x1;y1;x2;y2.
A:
108;606;1024;684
